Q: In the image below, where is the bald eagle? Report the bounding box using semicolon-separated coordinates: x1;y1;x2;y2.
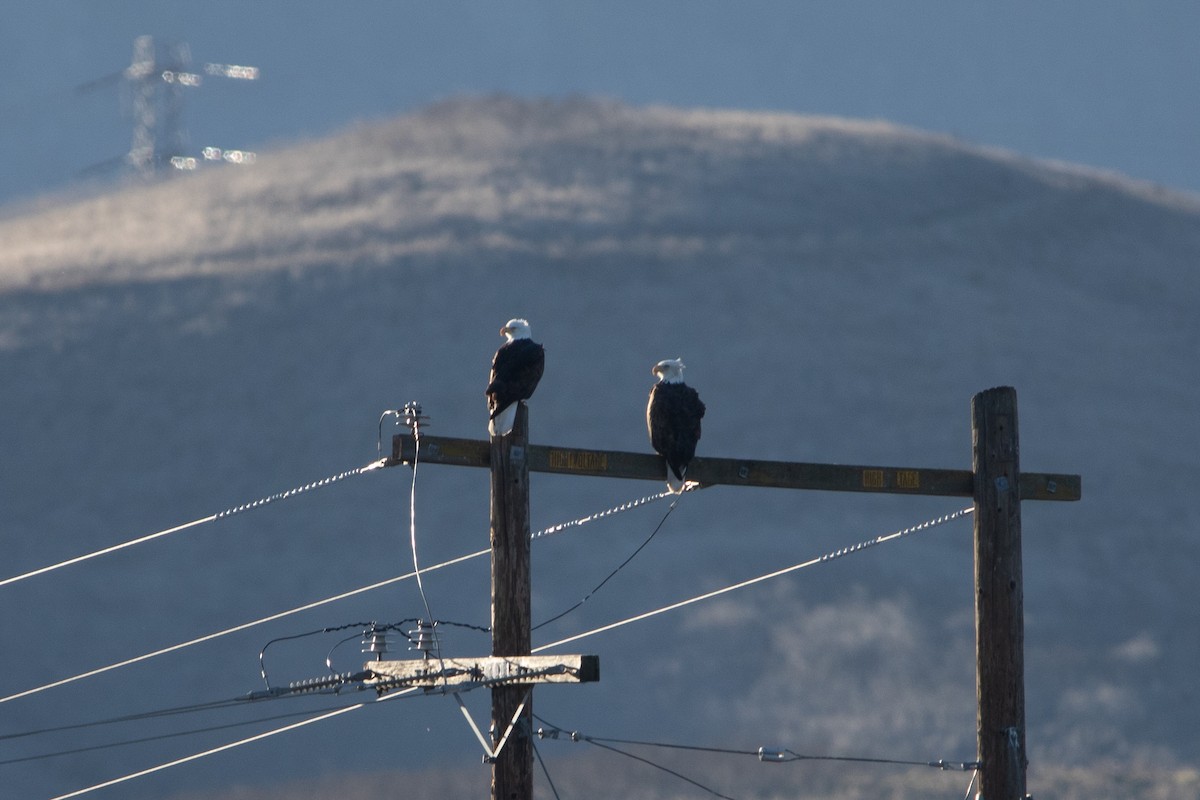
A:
486;318;545;436
646;358;705;493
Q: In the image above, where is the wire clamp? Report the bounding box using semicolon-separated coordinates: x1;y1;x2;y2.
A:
537;725;580;742
928;758;982;771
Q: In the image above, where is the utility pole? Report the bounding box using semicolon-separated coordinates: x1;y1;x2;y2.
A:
972;386;1026;799
490;404;533;800
367;403;599;800
389;386;1077;799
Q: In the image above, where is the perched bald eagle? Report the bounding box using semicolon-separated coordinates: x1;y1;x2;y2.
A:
646;358;706;493
486;318;545;436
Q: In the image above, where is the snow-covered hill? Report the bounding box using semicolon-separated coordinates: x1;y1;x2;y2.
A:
2;96;1198;799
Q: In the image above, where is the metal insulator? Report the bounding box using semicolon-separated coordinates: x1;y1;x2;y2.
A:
402;401;429;431
361;626;389;660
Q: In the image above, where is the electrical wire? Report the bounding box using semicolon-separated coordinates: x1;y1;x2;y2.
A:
0;502;966;708
0;459;389;589
39;651;604;799
0;488;677;705
585;738;740;800
0;697;373;767
256;619;422;691
533;493;682;631
533;715;978;790
42;655;578;800
4;638;494;749
45;703;368;800
530;487;680;541
15;503;974;797
963;768;979;800
772;749;978;769
532;736;562;800
534;506;975;653
1;696;271;743
406;420;441;659
0;552;486;706
402;418;460;716
40;685;424;800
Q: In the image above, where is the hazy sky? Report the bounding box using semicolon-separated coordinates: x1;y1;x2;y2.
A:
3;1;1197;209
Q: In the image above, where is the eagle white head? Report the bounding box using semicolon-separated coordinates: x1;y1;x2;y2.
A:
501;318;532;342
652;358;686;384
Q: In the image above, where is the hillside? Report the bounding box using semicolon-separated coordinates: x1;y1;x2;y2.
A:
1;96;1198;799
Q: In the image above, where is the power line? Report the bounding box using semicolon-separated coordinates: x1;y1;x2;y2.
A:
3;641;497;750
585;733;978;773
406;411;436;627
402;407;450;679
1;696;267;743
530;487;679;541
14;491;965;761
533;491;685;631
16;499;959;798
1;502;967;708
45;702;371;800
0;458;389;589
0;488;676;706
41;661;586;800
584;738;740;800
0;516;216;589
37;685;433;800
0;697;371;767
534;506;975;653
3;664;421;748
0;552;483;706
533;715;979;797
963;768;980;800
531;736;562;800
762;749;978;769
534;715;739;800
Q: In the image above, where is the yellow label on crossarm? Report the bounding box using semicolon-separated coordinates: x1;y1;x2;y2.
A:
549;450;609;472
862;469;886;488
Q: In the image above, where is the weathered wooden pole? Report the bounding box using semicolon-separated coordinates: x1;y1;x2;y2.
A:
490;403;533;800
972;386;1027;799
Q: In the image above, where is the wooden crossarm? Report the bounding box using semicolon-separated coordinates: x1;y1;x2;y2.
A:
363;654;599;692
391;433;1080;501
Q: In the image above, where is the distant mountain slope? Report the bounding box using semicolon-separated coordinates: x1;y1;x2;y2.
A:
3;95;1198;292
1;97;1197;799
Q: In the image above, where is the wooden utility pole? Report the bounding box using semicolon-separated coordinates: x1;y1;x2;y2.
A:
387;387;1078;799
972;386;1026;799
367;404;599;800
490;404;534;800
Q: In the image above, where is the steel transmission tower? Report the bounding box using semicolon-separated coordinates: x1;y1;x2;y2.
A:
79;35;259;179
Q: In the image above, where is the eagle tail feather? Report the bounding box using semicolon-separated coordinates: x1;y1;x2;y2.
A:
666;466;687;494
490;403;518;437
